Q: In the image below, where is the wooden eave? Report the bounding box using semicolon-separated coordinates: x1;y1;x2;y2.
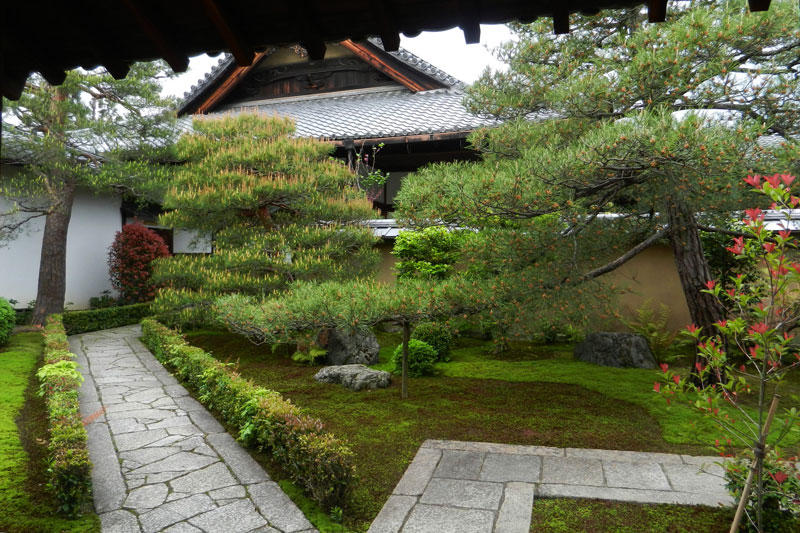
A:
184;40;448;115
339;40;446;92
6;0;743;101
329;129;474;147
193;50;271;115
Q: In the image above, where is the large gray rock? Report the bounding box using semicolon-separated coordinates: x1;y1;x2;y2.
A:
317;328;380;365
314;364;391;391
574;332;657;369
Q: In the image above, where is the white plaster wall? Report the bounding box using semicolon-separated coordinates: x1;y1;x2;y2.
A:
174;229;212;254
0;191;121;309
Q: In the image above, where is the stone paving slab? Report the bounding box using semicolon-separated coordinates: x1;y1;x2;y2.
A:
369;440;733;532
71;325;316;533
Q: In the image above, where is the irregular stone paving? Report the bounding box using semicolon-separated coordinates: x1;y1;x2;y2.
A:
369;439;734;533
71;325;317;533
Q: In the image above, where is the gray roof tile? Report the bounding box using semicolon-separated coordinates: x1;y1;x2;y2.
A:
214;86;498;140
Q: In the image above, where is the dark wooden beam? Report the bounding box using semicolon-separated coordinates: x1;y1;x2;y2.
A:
461;22;481;44
120;0;188;73
458;0;481;44
647;0;667;23
747;0;771;11
194;50;268;114
340;40;428;91
553;9;570;34
2;71;28;101
104;62;131;80
330;129;474;147
372;1;400;51
40;68;67;86
200;0;255;66
300;39;326;60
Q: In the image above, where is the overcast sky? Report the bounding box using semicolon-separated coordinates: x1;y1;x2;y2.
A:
160;24;513;99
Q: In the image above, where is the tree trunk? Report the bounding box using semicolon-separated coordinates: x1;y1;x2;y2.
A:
666;199;726;386
32;181;75;325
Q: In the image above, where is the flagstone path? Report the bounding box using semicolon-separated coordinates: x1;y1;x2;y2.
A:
71;325;316;533
368;440;733;533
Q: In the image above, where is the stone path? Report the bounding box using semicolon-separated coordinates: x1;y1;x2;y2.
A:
368;440;733;533
71;325;316;533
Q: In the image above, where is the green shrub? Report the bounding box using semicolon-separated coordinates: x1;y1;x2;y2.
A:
392;339;437;377
725;454;800;533
622;299;677;363
37;315;91;516
14;308;32;326
0;297;15;346
393;226;463;279
411;322;453;361
140;319;354;509
88;291;118;309
62;303;151;335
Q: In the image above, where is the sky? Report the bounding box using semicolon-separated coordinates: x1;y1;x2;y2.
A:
160;24;514;99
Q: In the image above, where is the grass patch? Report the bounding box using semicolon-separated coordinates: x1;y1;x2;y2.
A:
185;330;767;531
529;498;734;532
278;480;349;533
0;333;99;532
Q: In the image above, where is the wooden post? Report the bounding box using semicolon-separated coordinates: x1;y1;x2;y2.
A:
401;320;410;399
729;395;780;533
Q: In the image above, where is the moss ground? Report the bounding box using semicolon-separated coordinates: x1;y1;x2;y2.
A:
0;332;100;532
184;329;798;531
528;498;733;532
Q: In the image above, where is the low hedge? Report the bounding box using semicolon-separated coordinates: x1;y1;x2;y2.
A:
63;303;151;335
140;318;355;509
37;315;92;516
0;297;15;346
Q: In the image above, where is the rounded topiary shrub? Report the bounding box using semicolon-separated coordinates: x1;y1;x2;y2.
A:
0;297;15;346
411;322;453;361
392;339;437;377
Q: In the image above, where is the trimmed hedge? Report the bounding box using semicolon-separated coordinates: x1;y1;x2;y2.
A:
37;315;92;516
140;319;355;509
63;303;151;335
0;297;15;346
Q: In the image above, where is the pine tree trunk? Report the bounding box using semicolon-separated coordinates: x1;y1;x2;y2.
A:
666;199;726;386
31;181;75;325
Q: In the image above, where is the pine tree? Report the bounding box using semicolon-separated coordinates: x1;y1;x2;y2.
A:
152;114;379;326
1;63;176;324
395;0;800;382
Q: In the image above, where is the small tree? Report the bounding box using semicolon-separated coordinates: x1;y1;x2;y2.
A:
108;223;170;303
217;277;490;398
396;0;800;383
151;114;378;327
656;174;800;533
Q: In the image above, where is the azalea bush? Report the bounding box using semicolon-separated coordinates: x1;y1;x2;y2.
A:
655;174;800;532
108;223;170;303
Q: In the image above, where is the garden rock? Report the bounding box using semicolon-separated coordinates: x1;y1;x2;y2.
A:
314;365;391;391
317;328;380;366
574;332;657;369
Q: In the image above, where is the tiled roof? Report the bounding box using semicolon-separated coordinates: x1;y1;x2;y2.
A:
214;86;499;140
179;40;462;113
369;38;464;89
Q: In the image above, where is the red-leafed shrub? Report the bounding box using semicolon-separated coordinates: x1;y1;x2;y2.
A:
108;223;170;303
